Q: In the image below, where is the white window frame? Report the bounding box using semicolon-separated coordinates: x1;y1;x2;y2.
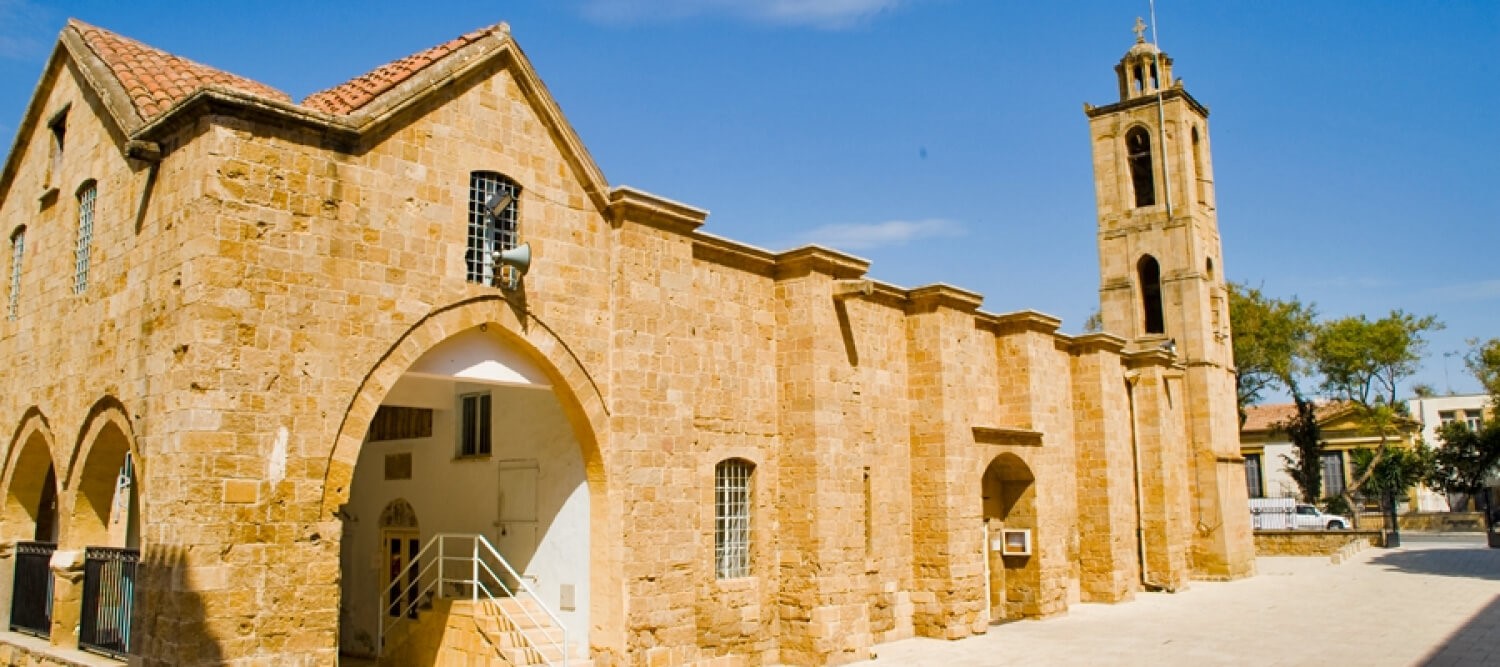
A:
457;391;492;458
714;458;753;579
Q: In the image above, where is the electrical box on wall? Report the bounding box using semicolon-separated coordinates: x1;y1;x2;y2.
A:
1000;529;1032;556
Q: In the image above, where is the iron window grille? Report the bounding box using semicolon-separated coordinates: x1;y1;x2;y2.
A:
7;228;22;320
466;172;520;285
75;183;96;294
10;541;55;637
458;392;492;457
714;459;753;579
80;546;137;658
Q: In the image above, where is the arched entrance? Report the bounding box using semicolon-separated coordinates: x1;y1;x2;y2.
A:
981;453;1039;623
2;422;60;638
66;415;139;551
62;408;140;656
335;323;596;663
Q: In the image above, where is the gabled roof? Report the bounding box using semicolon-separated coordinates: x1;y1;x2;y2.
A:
70;19;291;124
303;25;502;114
1241;401;1356;433
2;19;613;211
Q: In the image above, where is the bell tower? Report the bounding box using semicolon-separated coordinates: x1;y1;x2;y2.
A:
1084;18;1254;580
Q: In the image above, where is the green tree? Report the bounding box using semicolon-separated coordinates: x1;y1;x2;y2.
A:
1466;337;1500;400
1310;310;1441;523
1228;283;1326;502
1228;283;1317;415
1352;443;1431;544
1426;421;1500;538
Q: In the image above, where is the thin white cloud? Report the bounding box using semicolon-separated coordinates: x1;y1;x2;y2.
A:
1425;279;1500;302
578;0;907;28
795;218;963;250
0;0;50;61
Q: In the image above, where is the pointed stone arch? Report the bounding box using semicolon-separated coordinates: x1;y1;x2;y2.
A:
63;397;141;549
318;294;620;657
320;295;608;515
2;410;62;544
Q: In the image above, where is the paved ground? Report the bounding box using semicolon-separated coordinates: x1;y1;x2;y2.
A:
866;533;1500;666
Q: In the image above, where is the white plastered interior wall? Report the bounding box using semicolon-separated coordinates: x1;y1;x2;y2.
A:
338;329;590;657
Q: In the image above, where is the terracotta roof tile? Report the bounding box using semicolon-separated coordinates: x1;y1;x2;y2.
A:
70;19;291;123
1241;401;1351;432
302;24;502;115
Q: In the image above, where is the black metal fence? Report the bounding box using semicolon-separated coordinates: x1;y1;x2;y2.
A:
9;541;55;637
79;546;137;658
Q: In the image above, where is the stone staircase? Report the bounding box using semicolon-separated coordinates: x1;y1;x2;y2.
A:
375;596;589;666
464;597;589;666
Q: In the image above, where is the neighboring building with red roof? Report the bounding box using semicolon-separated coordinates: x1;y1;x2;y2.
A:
0;18;1254;666
1239;401;1426;509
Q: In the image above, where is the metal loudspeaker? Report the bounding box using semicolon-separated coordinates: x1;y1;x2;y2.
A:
493;242;531;290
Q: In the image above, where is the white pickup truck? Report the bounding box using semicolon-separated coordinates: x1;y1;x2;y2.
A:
1249;498;1351;530
1292;503;1350;530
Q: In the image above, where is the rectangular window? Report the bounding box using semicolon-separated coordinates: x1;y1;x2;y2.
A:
1320;452;1346;498
75;184;96;294
1244;454;1264;499
466;172;520;285
714;459;752;579
1465;410;1484;431
7;229;23;320
458;392;492;457
1439;410;1457;425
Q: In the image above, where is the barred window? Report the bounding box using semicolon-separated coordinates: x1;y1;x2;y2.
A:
7;227;23;320
75;182;96;293
714;458;753;579
458;392;492;457
466;172;520;285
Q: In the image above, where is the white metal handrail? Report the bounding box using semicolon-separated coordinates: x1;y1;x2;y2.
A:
377;533;569;666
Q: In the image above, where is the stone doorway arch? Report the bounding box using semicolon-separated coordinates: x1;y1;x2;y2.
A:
325;301;612;664
981;453;1039;622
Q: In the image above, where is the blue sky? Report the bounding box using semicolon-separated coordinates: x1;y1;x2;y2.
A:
2;1;1496;397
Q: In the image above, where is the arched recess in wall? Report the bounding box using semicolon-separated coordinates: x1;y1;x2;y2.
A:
321;296;608;514
64;400;141;550
1126;126;1156;208
1138;255;1165;335
981;453;1040;622
1;413;61;544
320;295;616;656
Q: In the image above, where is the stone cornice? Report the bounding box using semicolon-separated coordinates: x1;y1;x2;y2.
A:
1084;86;1209;119
976;309;1061;335
772;246;870;281
1066;332;1128;355
905;284;983;314
1122;347;1179;369
607;186;708;235
972;426;1044;447
691;232;775;276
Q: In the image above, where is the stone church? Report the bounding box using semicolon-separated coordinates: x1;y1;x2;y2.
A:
0;17;1252;667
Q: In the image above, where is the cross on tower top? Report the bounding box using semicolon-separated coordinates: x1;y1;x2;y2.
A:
1133;16;1147;43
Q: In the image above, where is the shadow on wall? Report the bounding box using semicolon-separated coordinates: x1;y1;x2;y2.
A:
1367;543;1500;582
132;545;224;666
1417;593;1500;664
